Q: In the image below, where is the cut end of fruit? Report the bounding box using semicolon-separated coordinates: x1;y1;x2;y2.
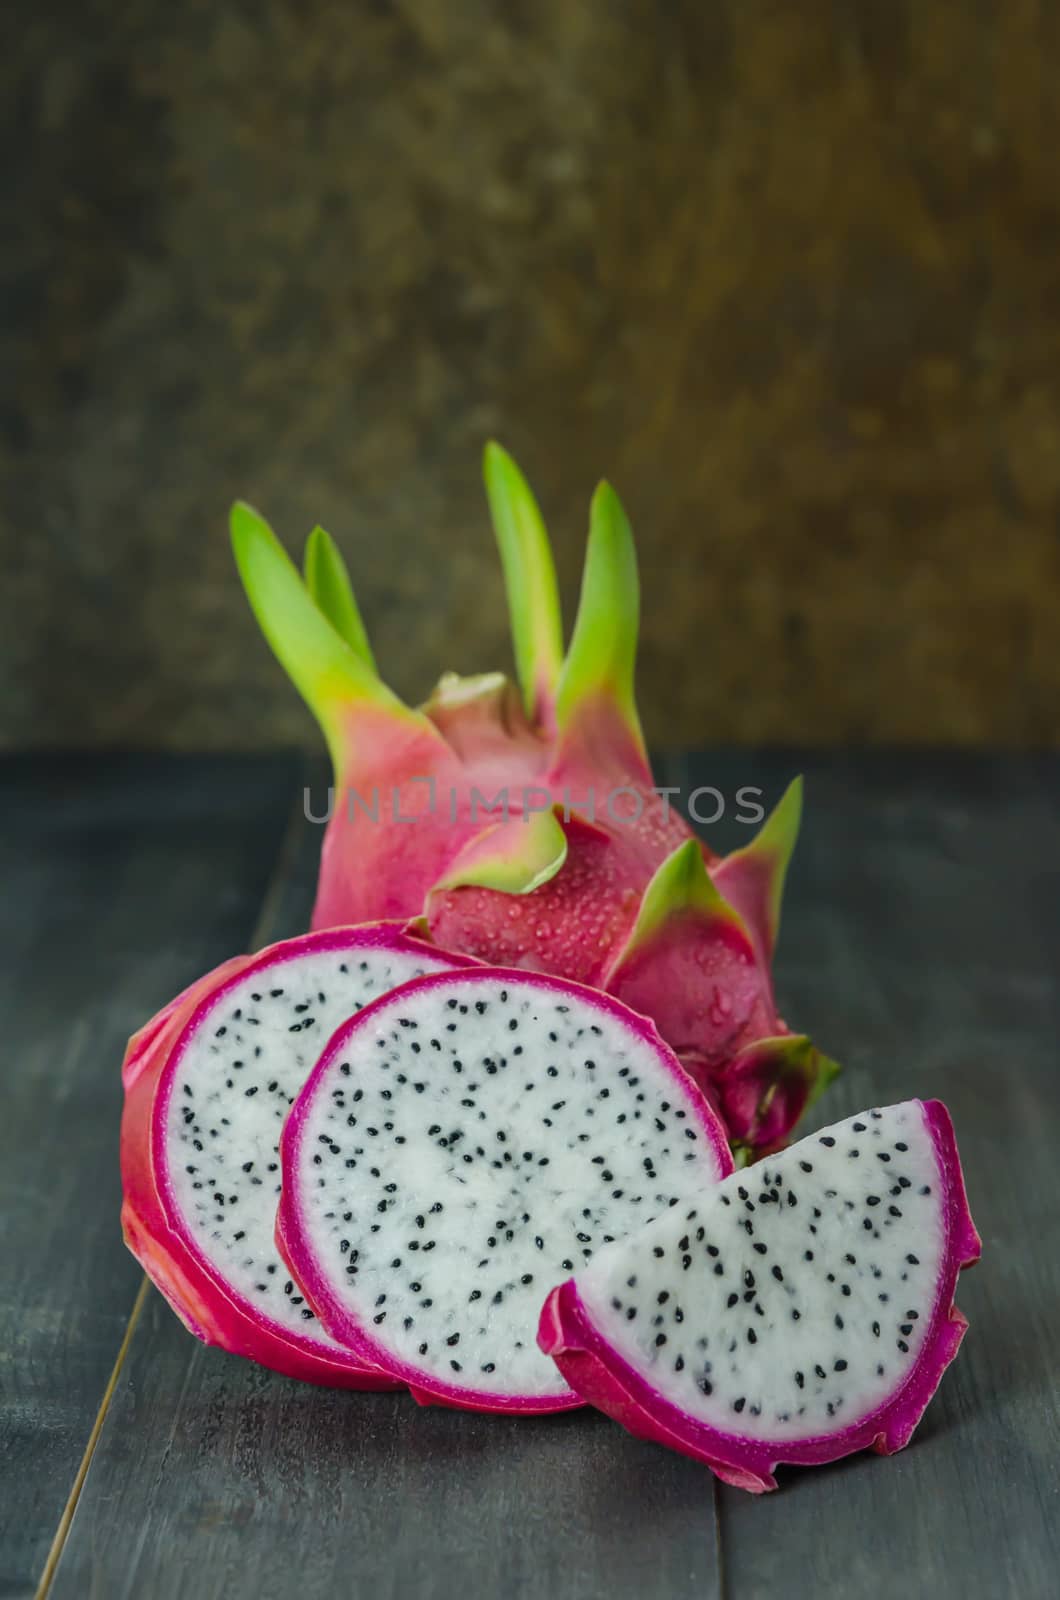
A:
121;925;474;1388
718;1034;843;1152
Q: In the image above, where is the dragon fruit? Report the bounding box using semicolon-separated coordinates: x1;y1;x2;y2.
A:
121;923;476;1386
276;966;733;1412
538;1099;980;1490
231;446;838;1152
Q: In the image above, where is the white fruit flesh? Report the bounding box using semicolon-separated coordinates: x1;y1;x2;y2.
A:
577;1103;945;1440
167;943;458;1342
287;974;728;1398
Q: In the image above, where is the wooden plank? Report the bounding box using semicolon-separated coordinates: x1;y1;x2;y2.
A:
0;752;298;1599
45;750;1058;1599
47;765;722;1600
672;750;1060;1599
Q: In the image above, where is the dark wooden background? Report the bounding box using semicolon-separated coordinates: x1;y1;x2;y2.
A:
4;2;1060;753
2;748;1056;1599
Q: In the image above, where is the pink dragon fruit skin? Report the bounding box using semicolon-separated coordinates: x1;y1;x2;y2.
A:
121;923;476;1388
538;1099;981;1491
232;445;839;1151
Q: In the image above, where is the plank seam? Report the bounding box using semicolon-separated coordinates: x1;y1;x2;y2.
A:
34;1277;151;1600
34;776;309;1599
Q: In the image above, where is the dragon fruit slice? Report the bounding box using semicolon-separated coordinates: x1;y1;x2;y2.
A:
276;967;733;1412
538;1099;980;1490
231;446;839;1151
121;924;476;1386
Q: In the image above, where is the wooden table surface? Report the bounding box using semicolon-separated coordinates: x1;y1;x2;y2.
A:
2;749;1057;1600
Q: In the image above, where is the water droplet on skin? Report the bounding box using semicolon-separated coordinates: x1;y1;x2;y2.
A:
707;987;732;1028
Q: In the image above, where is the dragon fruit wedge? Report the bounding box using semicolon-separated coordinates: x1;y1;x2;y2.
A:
230;446;838;1153
276;966;734;1413
121;923;476;1386
538;1099;980;1490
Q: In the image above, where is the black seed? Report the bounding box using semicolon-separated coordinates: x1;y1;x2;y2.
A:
447;1333;460;1347
820;1136;836;1147
795;1371;805;1388
772;1266;784;1282
733;1397;746;1414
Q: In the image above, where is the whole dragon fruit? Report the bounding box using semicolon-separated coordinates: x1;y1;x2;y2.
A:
232;446;839;1153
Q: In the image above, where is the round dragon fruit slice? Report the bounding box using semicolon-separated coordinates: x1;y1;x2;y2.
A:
277;967;733;1412
121;924;476;1387
538;1099;980;1489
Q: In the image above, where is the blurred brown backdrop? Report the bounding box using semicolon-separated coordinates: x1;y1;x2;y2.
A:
4;1;1059;751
